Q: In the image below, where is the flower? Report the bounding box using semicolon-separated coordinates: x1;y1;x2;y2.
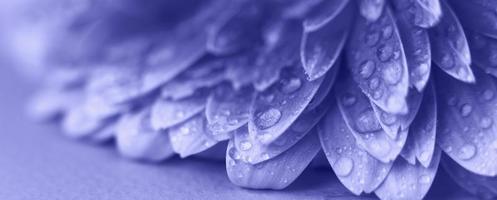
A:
19;0;497;199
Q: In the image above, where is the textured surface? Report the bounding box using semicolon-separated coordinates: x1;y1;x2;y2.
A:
0;62;476;200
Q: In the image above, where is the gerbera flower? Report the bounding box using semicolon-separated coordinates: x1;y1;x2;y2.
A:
12;0;497;199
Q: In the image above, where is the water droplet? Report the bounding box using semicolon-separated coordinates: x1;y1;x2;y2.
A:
229;147;241;160
370;138;391;157
381;112;397;125
440;54;454;69
377;44;394;62
480;117;493;129
369;78;380;89
333;157;354;177
418;175;431;184
280;77;302;94
255;108;282;130
341;93;357;106
240;140;253;151
481;89;494;101
383;62;402;85
458;144;476;160
417;63;429;75
372;89;383;100
365;32;380;47
261;153;270;160
180;126;190;135
382;26;393;39
359;60;376;79
419;151;431;163
459;103;473;117
355;109;382;133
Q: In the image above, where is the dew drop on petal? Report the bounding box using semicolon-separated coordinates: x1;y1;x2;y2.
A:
255;108;282;130
356;109;382;133
459;103;472;117
333;157;354;177
341;93;357;107
481;89;495;101
239;140;253;151
418;175;431;184
479;117;493;129
359;60;376;79
377;44;394;62
280;77;302;94
458;144;476;160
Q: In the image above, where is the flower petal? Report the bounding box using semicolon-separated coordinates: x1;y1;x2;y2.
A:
428;1;475;83
346;8;409;114
249;66;323;144
305;60;340;110
358;0;385;21
300;0;352;81
235;91;333;164
206;2;266;55
205;84;254;135
371;88;423;139
150;92;207;131
334;72;407;163
410;82;437;168
225;52;260;90
115;110;174;161
375;148;441;200
160;57;225;100
140;0;232;93
27;89;81;121
449;0;497;39
226;129;321;189
169;113;218;158
435;68;497;176
393;8;432;91
392;0;441;28
319;99;392;195
302;0;350;31
465;30;497;77
254;21;301;91
442;155;497;199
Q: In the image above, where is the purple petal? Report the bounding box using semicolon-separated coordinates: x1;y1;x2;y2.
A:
346;8;409;114
465;30;497;77
300;1;352;81
375;148;442;200
435;68;497;176
115;110;174;161
393;8;432;91
205;84;254;135
358;0;386;21
334;72;407;162
169;113;219;158
226;129;321;189
392;0;441;28
428;1;475;83
319;99;392;195
150;92;207;131
249;66;323;144
302;0;351;31
449;0;497;39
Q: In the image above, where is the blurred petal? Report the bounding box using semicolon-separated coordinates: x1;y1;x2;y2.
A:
254;21;301;91
393;8;432;91
334;72;407;163
375;148;441;200
346;8;409;114
249;66;323;144
169;113;219;158
319;99;392;195
358;0;385;21
428;1;475;83
392;0;441;28
150;92;207;130
115;110;174;161
226;129;321;189
443;155;497;199
435;68;497;176
466;30;497;77
449;0;497;39
300;0;352;80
